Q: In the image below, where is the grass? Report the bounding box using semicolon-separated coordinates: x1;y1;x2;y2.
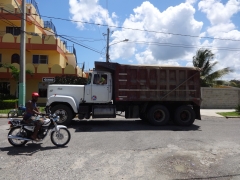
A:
217;111;240;117
0;109;12;114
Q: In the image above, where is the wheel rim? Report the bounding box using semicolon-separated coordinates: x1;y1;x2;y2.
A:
8;112;17;118
52;129;69;145
54;109;68;123
153;109;165;122
9;128;27;145
180;110;191;122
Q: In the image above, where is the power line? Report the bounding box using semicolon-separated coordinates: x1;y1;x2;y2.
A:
33;14;240;42
2;8;240;53
59;34;105;42
129;40;240;51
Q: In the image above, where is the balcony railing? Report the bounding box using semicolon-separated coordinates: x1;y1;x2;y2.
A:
63;41;67;47
26;0;41;19
44;21;57;35
67;46;77;63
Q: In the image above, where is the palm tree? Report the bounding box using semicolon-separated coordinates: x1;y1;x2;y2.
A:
192;48;233;87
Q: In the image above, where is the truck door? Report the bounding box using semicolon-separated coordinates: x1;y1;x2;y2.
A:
91;73;111;103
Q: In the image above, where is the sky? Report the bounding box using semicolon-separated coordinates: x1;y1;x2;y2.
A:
37;0;240;80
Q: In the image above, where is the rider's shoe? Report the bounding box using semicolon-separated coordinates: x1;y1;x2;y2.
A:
31;136;41;142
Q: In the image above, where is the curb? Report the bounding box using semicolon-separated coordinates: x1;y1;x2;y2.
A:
0;114;8;118
226;116;240;119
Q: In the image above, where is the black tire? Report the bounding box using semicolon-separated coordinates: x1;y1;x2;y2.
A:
51;128;71;147
51;105;73;126
8;127;28;147
8;110;18;118
147;105;169;126
174;105;196;126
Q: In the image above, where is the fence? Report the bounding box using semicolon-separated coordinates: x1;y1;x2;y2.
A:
201;87;240;109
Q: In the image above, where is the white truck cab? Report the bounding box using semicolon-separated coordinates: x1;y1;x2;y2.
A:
84;71;112;103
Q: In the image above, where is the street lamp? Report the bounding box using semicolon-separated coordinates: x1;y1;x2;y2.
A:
106;28;129;62
109;39;129;46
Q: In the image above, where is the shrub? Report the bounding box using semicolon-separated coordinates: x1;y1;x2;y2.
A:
235;104;240;114
0;94;17;100
53;75;87;85
0;99;18;110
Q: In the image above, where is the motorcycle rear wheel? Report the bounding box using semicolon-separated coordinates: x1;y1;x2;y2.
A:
8;127;28;147
8;110;18;118
51;128;71;147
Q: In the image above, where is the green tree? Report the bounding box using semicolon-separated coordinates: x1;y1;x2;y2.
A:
0;64;32;81
54;75;87;85
192;48;233;87
229;79;240;88
0;63;33;97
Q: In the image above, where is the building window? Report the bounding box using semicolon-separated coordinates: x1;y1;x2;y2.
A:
6;27;21;36
0;82;10;95
11;53;20;64
38;82;49;97
93;74;107;85
33;55;48;64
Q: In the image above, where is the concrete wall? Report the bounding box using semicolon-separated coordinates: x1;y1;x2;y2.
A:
201;87;240;109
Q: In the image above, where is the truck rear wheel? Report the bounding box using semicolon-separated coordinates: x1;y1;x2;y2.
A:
51;105;73;126
148;105;169;126
174;105;195;126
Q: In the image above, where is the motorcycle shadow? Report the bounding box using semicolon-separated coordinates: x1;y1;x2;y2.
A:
0;143;67;156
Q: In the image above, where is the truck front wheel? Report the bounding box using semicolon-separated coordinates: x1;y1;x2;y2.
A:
174;106;195;126
148;105;169;126
51;105;73;126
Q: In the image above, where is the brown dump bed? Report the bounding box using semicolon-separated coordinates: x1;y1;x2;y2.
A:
95;62;201;105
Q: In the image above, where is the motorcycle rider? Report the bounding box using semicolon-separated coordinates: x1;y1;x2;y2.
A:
23;92;44;141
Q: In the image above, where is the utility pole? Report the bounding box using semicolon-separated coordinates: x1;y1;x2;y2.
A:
106;28;110;62
19;0;26;107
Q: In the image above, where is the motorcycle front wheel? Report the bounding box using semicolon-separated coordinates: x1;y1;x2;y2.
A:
8;127;28;147
50;128;71;147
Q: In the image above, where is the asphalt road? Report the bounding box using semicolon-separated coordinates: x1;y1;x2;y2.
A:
0;116;240;180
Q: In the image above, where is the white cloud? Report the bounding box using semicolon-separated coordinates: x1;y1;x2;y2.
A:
186;0;198;5
198;0;240;80
69;0;117;29
198;0;240;25
69;0;240;79
110;1;203;65
135;49;180;66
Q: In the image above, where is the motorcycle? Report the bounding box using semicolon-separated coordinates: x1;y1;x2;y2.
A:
7;107;71;147
8;106;26;118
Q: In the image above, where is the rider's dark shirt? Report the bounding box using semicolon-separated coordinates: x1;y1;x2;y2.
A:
23;100;37;120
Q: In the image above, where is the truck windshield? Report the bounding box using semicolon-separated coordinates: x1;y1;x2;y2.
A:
87;73;92;84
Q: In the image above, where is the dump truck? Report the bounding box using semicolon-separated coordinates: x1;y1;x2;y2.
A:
46;61;201;126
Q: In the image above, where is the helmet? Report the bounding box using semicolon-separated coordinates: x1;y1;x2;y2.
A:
32;92;39;97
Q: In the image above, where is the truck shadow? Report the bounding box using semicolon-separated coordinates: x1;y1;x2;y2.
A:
70;119;201;132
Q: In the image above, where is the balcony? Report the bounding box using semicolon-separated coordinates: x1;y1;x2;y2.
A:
26;0;41;19
66;46;77;67
44;21;57;35
0;32;69;60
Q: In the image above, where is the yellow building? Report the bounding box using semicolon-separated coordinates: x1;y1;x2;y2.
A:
0;0;85;104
